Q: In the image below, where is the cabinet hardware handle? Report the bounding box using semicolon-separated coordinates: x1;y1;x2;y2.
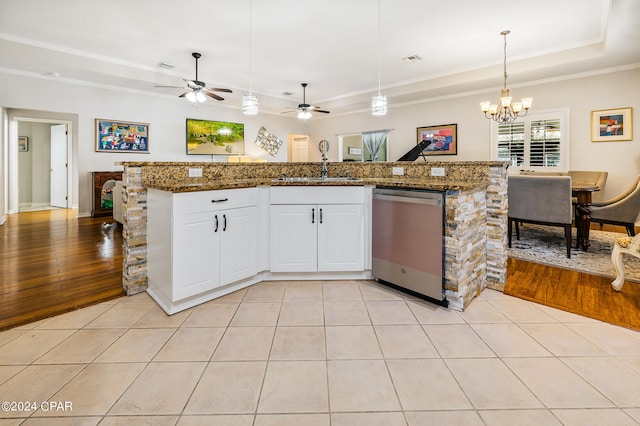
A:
211;198;229;203
312;208;315;224
223;214;227;231
214;215;218;232
320;208;323;224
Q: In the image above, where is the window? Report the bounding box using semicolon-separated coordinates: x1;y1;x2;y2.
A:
492;109;568;172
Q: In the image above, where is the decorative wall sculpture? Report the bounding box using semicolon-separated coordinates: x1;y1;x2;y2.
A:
254;126;283;156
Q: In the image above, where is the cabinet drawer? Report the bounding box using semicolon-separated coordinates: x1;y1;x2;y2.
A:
173;188;257;215
271;186;364;204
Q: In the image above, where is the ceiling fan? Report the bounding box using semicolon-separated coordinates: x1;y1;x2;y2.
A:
282;83;330;119
154;52;232;103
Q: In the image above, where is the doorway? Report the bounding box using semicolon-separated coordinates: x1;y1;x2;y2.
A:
9;115;73;214
288;134;310;162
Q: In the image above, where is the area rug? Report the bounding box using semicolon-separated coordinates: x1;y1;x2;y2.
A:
507;224;640;283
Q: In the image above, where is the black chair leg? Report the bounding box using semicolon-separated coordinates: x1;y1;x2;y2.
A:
564;224;571;258
508;219;513;248
626;224;636;236
515;221;520;240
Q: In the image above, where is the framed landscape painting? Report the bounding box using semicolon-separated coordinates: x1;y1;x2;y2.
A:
186;119;245;155
96;119;149;153
591;107;632;142
416;123;457;156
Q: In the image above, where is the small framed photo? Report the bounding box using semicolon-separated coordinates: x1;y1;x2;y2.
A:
417;123;457;156
18;136;28;152
348;147;362;155
591;107;632;142
96;119;149;153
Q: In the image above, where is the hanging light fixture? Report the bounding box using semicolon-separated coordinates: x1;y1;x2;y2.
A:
186;90;207;104
371;0;387;116
480;30;532;124
242;0;258;115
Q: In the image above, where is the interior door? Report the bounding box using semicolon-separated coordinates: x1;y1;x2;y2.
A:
50;124;68;208
290;135;309;162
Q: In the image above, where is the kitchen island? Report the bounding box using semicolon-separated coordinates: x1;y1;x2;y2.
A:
117;160;508;312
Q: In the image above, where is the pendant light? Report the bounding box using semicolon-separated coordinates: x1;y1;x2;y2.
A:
480;30;532;124
371;0;387;116
242;0;258;115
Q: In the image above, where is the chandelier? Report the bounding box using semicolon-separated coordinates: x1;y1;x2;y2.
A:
480;30;532;124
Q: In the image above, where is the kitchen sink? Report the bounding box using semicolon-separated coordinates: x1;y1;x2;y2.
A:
272;176;363;182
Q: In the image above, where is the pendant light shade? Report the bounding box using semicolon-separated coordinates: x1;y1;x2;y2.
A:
371;94;387;116
243;0;259;115
243;94;258;115
371;0;387;116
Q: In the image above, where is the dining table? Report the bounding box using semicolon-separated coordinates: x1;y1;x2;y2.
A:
572;184;600;251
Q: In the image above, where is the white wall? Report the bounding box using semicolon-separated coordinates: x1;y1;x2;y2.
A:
0;74;308;216
1;67;638;215
311;67;640;200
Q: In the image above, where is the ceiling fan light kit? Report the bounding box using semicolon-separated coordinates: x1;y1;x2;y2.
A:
281;83;329;120
185;91;206;103
297;108;312;120
156;52;232;105
480;30;533;124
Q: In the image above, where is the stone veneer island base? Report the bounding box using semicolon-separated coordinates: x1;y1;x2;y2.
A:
116;161;508;312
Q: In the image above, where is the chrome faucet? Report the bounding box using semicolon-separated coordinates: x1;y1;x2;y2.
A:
319;140;329;179
321;153;328;179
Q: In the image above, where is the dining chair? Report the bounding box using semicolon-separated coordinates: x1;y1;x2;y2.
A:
590;175;640;236
508;175;573;258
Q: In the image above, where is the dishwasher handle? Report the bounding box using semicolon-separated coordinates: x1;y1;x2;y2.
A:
373;192;442;207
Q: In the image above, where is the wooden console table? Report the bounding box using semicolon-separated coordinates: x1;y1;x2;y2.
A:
92;171;123;218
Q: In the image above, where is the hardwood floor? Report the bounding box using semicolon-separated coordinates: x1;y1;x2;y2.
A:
505;224;640;331
1;210;637;331
0;209;124;330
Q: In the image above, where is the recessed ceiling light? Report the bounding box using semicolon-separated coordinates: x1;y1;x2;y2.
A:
159;62;175;69
402;55;422;63
282;91;294;96
44;72;60;77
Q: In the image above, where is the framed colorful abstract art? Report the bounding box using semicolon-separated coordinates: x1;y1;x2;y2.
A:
591;107;632;142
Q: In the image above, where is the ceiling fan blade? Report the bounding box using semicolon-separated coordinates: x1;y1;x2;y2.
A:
280;109;298;115
315;110;331;114
178;91;190;98
154;85;184;89
204;91;224;101
207;87;232;93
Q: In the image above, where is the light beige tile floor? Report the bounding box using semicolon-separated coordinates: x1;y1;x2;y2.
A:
1;280;640;425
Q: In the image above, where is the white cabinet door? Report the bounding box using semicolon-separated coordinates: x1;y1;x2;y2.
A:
220;206;258;285
270;204;317;272
317;204;364;271
173;212;219;300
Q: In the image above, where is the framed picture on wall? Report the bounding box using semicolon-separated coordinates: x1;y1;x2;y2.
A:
95;119;150;153
591;107;633;142
18;136;28;152
416;123;457;156
186;119;245;155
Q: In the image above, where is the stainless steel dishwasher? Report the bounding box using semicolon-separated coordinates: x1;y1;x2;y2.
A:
372;187;447;307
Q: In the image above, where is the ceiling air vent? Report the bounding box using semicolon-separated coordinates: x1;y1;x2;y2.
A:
402;55;422;63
